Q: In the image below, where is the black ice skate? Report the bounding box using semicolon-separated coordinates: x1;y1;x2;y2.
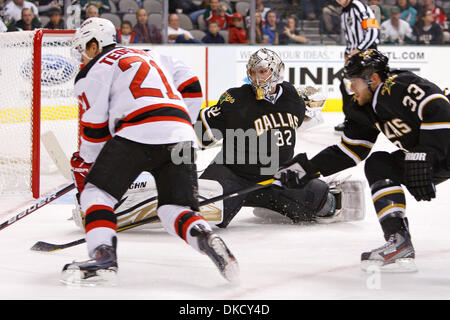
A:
361;230;417;273
191;225;240;283
60;237;118;286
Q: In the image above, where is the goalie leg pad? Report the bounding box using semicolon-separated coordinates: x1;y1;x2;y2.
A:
316;177;366;224
200;163;252;228
72;176;225;231
249;179;329;223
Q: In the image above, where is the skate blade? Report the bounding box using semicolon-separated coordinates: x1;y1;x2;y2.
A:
60;266;118;287
361;258;418;273
209;237;240;284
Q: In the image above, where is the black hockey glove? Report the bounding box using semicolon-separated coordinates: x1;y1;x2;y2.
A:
403;151;436;201
275;153;321;189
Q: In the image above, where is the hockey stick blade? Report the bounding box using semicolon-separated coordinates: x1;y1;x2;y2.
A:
31;215;161;252
31;238;85;252
30;178;275;252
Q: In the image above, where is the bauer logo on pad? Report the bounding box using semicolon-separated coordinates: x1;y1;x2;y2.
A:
20;54;77;86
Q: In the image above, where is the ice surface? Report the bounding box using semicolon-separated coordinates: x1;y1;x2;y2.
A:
0;113;449;300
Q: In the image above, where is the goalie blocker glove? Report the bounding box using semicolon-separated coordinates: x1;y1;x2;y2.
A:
403;151;436;201
71;152;92;193
275;153;321;189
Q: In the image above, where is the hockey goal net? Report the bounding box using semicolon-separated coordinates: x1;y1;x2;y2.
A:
0;30;79;199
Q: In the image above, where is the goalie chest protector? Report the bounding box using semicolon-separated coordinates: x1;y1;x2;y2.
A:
200;82;306;181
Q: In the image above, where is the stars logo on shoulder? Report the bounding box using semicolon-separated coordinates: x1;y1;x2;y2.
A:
381;74;398;96
219;91;235;105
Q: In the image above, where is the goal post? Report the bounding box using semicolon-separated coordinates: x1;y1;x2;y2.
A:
0;29;79;199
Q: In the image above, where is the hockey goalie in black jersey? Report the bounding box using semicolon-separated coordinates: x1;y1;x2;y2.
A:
287;49;450;272
195;48;365;228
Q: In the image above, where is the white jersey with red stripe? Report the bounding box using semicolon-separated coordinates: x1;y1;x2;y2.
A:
156;51;203;122
75;47;199;163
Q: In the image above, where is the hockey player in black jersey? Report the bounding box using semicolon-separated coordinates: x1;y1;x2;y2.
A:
281;49;450;272
196;48;365;228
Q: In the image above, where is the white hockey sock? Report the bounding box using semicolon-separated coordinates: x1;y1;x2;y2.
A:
81;183;118;258
86;227;116;258
158;204;211;253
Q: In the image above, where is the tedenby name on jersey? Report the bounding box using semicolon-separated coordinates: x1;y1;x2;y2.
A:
99;48;148;66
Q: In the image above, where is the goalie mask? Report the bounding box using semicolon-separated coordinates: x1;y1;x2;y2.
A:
72;17;117;61
247;48;285;100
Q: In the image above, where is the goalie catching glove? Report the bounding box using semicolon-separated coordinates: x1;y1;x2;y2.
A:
403;150;436;201
296;86;326;132
274;153;321;189
70;152;92;193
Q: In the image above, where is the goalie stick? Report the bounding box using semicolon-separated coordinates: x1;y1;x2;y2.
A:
0;183;75;231
30;178;275;252
41;131;72;181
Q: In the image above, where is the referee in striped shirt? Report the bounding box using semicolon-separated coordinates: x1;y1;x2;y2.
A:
335;0;380;133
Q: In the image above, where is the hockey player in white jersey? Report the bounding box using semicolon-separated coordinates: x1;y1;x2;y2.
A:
61;17;239;285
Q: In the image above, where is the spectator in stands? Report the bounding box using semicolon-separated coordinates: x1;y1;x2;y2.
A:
423;0;449;43
407;0;422;14
7;7;41;31
201;20;225;43
116;21;141;44
279;15;308;44
133;8;162;43
368;0;390;23
380;6;414;44
322;0;341;35
203;0;232;30
168;13;202;43
4;0;39;24
44;7;64;29
80;0;110;18
246;11;267;43
169;0;199;15
397;0;417;27
245;0;271;22
85;4;99;19
228;12;247;43
262;10;279;44
189;0;209;29
37;0;63;18
301;0;325;20
413;8;443;44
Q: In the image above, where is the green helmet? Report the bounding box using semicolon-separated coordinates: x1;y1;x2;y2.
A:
344;49;389;82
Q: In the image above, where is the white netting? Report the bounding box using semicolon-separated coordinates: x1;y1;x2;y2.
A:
0;31;79;196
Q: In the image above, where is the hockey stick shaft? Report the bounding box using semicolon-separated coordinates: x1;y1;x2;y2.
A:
30;178;274;252
0;183;75;231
